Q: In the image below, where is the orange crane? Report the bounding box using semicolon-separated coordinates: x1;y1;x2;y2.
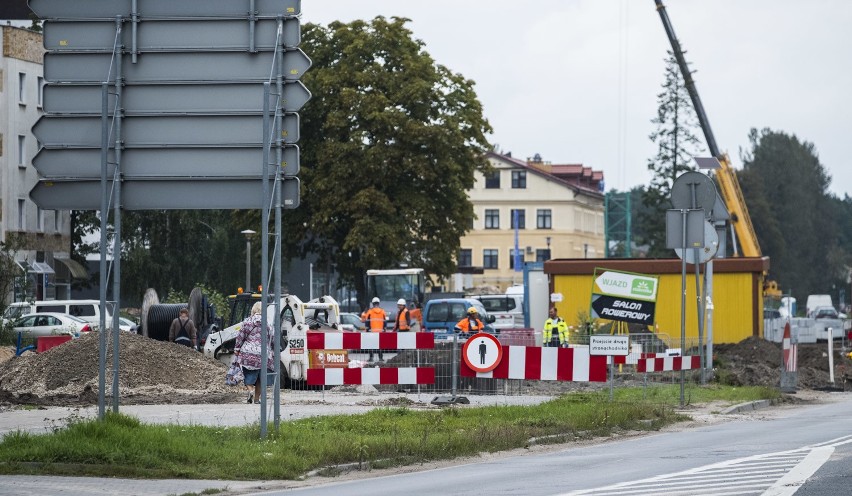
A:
653;0;780;299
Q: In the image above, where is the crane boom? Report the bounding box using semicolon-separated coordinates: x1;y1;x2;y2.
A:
653;0;761;258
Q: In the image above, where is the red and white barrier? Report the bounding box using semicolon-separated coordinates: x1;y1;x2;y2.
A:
636;354;700;372
783;321;797;372
307;331;434;350
460;346;607;382
307;367;435;386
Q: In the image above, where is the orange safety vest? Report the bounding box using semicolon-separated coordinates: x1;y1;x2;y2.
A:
410;308;423;326
394;308;411;331
362;307;387;332
454;316;484;334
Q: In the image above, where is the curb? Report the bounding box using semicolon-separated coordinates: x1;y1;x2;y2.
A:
720;399;772;415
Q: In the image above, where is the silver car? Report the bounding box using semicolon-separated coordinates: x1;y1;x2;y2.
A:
12;312;93;337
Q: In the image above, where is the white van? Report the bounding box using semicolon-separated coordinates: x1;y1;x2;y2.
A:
471;293;524;328
805;294;833;317
2;300;114;328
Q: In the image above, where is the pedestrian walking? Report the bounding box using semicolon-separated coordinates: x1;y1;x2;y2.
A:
168;308;197;348
234;302;274;404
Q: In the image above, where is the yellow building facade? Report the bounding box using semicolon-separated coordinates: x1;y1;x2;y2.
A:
545;258;768;344
455;152;605;292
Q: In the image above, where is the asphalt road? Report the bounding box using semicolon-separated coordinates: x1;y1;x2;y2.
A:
266;393;852;496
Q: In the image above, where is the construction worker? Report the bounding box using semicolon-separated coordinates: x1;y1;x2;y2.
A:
454;307;485;334
410;300;423;331
392;298;411;332
542;306;569;347
361;297;387;361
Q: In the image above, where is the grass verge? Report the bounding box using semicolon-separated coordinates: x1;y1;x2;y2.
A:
0;385;777;480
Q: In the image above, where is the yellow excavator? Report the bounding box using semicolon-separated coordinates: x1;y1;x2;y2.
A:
654;0;781;300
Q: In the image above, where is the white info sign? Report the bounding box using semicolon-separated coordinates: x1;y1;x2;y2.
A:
589;335;630;356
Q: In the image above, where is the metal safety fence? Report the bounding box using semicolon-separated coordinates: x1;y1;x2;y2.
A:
278;330;709;399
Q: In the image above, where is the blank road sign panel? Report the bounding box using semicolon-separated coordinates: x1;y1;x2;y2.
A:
30;178;300;210
43;17;301;52
33;114;301;147
44;50;311;84
30;0;301;19
44;81;310;115
33;146;299;179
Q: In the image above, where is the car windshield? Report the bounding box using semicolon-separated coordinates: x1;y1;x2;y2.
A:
340;314;361;326
815;309;837;318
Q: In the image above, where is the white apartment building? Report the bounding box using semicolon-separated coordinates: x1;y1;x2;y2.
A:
454;151;605;292
1;24;79;303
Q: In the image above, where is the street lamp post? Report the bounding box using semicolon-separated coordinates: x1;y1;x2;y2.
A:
241;229;256;291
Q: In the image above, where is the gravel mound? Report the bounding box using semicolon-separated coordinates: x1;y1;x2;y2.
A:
0;332;239;406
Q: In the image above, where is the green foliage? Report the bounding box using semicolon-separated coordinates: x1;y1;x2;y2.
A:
640;52;704;257
72;210;250;305
0;386;775;480
163;284;231;324
738;128;847;302
270;17;492;298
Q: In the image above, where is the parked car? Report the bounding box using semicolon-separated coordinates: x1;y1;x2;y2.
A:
470;294;524;329
4;300;115;329
339;312;366;332
118;317;139;333
422;298;495;341
12;312;92;337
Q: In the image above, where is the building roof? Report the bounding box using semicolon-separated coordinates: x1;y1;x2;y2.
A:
487;151;605;198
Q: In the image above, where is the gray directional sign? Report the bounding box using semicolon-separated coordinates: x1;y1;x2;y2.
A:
43;17;301;52
31;178;301;210
30;0;308;211
33;146;300;178
44;50;311;84
29;0;301;19
44;81;311;114
33;114;301;148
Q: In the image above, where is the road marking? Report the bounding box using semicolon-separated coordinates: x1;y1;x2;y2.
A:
560;445;826;496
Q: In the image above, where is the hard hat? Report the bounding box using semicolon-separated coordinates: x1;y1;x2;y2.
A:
397;298;406;306
371;297;380;304
467;306;478;315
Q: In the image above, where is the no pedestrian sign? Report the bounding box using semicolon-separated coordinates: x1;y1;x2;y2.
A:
462;333;503;373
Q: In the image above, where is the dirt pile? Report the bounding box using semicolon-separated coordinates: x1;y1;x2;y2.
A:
0;332;239;406
714;336;851;389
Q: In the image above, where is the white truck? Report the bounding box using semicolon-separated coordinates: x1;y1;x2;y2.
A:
203;295;355;385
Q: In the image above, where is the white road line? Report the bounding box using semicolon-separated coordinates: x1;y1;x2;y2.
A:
761;446;834;496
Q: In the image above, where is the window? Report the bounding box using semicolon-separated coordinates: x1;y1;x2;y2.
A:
18;135;26;167
458;249;472;267
17;199;26;230
484;209;499;229
511;209;525;229
511;170;527;189
537;209;552;229
37;76;44;108
483;249;498;269
18;72;26;104
509;248;521;270
37;207;43;231
484;171;500;189
536;249;550;262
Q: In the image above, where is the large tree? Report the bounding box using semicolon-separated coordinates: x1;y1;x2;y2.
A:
739;128;844;302
640;52;704;257
276;17;492;300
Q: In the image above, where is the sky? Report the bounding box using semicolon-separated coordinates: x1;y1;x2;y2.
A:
303;0;852;197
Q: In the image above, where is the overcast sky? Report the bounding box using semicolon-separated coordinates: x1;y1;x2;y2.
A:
304;0;852;197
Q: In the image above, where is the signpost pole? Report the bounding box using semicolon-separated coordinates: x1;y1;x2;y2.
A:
98;82;109;420
273;18;284;432
452;331;459;400
111;16;124;413
680;209;687;407
259;82;271;439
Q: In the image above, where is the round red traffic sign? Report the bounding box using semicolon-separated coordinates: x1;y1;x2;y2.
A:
462;332;503;373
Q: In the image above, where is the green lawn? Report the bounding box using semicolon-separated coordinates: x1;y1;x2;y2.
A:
0;385;778;480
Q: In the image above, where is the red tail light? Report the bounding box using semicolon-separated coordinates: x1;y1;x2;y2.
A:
80;324;92;333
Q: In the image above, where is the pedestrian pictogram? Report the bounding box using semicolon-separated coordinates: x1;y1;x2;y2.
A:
462;333;503;373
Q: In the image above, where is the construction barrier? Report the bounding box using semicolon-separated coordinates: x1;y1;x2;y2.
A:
305;331;436;386
460;345;607;382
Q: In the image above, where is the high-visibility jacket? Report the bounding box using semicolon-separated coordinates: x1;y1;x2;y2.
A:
362;307;387;332
454;316;484;334
393;307;411;332
410;308;423;327
543;317;568;346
